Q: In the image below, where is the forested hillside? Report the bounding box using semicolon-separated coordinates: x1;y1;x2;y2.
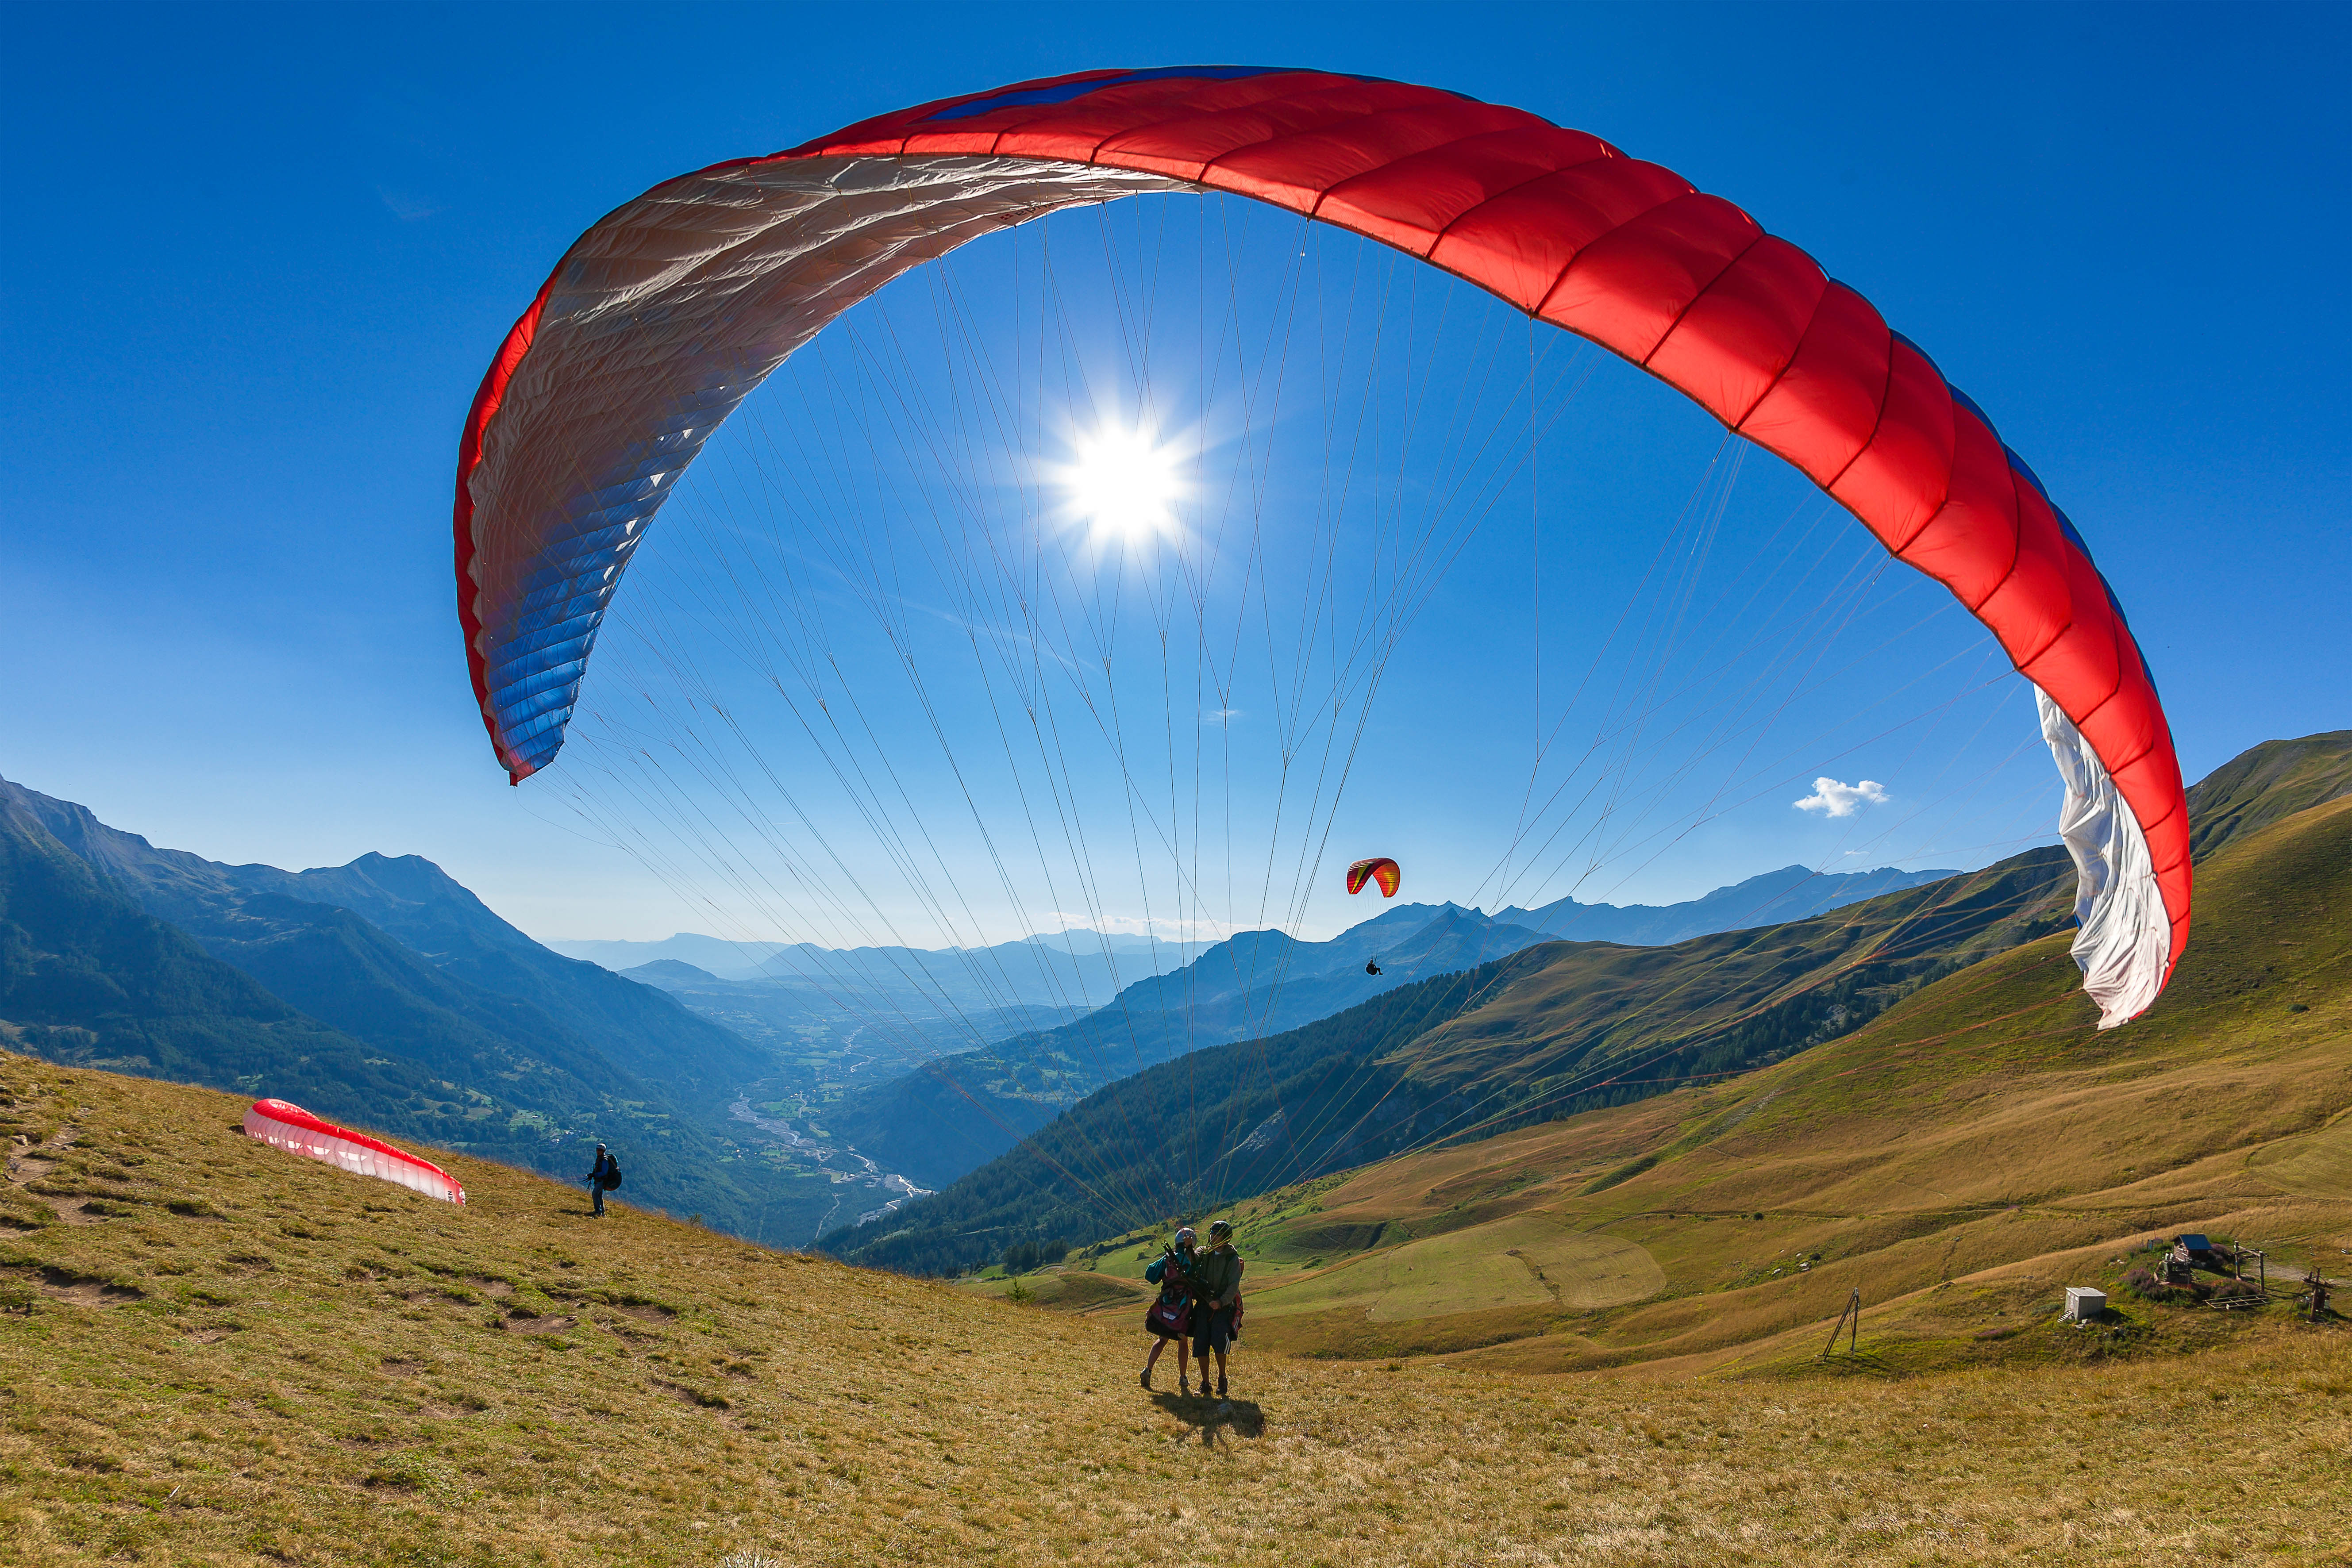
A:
12;785;770;1103
0;781;849;1240
0;795;511;1144
832;731;2352;1279
817;865;1957;1196
825;845;2079;1273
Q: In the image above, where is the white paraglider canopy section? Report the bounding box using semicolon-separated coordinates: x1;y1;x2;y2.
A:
242;1099;466;1205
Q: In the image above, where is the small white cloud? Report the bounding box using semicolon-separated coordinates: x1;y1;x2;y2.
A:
1794;776;1888;818
1204;708;1241;727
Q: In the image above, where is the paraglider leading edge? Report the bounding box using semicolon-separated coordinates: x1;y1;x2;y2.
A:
452;65;2190;1028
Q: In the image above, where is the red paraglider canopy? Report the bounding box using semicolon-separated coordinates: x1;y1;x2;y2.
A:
455;65;2188;1028
243;1099;466;1205
1348;857;1402;899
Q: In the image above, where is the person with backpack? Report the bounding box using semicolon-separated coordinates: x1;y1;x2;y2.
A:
1140;1226;1199;1393
1189;1218;1245;1401
584;1144;620;1217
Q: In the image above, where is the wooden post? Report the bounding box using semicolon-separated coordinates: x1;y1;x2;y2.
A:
1821;1287;1861;1360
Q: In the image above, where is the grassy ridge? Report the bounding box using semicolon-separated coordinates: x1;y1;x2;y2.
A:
4;1053;2347;1566
1204;793;2351;1371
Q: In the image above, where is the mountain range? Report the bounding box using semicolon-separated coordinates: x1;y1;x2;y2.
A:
0;778;846;1237
822;731;2352;1277
0;766;2174;1258
550;928;1189;984
802;864;1957;1194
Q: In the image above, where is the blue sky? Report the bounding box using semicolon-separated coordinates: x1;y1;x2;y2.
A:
4;3;2344;945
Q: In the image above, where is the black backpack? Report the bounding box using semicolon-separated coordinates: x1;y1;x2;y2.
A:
600;1156;624;1191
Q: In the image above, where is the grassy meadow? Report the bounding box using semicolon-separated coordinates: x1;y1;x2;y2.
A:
5;1049;2348;1566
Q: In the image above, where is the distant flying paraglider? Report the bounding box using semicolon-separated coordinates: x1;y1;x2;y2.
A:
242;1099;466;1204
1365;960;1383;976
1347;857;1401;899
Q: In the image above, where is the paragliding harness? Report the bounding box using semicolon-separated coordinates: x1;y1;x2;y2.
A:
598;1155;623;1192
1143;1248;1193;1340
1193;1244;1244;1344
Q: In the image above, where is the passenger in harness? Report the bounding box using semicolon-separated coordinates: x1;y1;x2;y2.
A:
1141;1226;1200;1394
1189;1218;1246;1403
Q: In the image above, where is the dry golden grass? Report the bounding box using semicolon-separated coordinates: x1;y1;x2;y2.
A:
1214;798;2352;1374
5;1054;2350;1566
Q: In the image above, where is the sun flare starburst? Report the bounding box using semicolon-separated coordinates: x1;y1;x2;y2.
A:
1061;425;1181;543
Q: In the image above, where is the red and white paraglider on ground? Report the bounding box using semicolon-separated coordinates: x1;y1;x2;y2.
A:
242;1099;466;1205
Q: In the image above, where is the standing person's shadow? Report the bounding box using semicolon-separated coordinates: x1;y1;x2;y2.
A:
1151;1391;1264;1443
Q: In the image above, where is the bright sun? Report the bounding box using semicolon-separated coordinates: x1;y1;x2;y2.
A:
1063;426;1180;542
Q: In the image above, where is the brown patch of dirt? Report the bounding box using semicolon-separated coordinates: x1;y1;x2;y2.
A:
27;1266;143;1307
380;1356;424;1376
6;1152;59;1187
500;1311;576;1335
612;1300;676;1321
466;1276;516;1298
187;1326;238;1345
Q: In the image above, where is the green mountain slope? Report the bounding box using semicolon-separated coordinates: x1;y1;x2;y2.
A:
824;845;2080;1273
2182;728;2352;860
11;785;773;1105
1217;789;2352;1371
838;731;2352;1283
0;793;477;1133
0;786;834;1239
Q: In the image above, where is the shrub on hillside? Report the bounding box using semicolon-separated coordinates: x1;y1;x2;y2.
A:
2123;1266;2197;1305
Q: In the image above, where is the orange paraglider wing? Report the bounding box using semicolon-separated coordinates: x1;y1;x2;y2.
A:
1347;857;1401;898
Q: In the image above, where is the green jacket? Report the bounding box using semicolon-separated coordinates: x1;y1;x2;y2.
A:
1191;1243;1243;1307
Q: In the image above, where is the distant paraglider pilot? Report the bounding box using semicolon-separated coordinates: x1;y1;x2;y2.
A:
1365;960;1382;976
585;1143;619;1217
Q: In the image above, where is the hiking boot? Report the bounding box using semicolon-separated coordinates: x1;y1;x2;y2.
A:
1178;1378;1191;1397
1216;1378;1228;1399
1139;1368;1152;1391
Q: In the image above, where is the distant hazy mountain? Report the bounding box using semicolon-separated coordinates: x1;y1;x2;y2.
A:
618;960;1085;1086
818;904;1554;1189
1496;863;1957;946
558;927;1205;1084
814;866;1960;1193
550;928;1189;984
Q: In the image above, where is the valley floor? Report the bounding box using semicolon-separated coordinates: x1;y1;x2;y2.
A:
4;1059;2348;1567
